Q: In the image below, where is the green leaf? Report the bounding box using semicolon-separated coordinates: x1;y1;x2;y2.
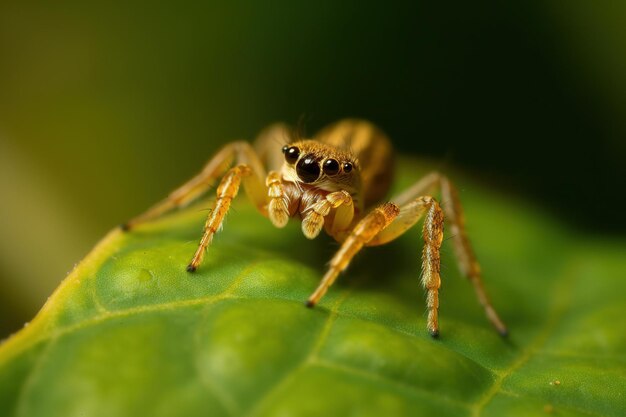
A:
1;160;624;417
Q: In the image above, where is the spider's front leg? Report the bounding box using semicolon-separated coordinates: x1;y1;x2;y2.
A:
187;163;269;271
307;197;445;337
306;202;399;307
379;172;508;336
122;140;276;272
122;141;267;230
184;129;295;272
367;196;445;337
308;172;508;338
439;177;508;335
185;151;288;272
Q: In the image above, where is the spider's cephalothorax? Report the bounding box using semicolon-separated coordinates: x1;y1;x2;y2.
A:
277;140;362;239
123;119;507;338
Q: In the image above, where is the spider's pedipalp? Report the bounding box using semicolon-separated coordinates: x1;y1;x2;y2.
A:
301;190;353;239
266;171;290;228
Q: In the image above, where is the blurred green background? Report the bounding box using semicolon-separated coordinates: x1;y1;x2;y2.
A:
0;1;624;339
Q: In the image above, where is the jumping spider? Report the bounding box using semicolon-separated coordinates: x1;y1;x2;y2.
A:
123;119;507;338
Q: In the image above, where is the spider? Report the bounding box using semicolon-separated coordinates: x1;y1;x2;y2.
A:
122;119;507;338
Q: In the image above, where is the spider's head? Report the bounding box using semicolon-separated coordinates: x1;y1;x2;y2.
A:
280;140;360;193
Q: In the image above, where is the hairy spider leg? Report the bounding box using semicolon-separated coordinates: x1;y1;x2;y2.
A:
253;123;293;173
122;128;295;272
184;135;295;271
383;171;508;336
305;202;400;308
122;141;268;230
440;177;508;336
365;195;445;337
187;163;265;271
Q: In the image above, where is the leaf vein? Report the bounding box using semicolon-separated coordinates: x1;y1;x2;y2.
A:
312;358;471;409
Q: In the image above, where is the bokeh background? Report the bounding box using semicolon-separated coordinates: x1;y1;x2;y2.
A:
1;1;624;339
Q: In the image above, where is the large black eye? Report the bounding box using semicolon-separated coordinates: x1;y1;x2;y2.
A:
284;146;300;164
323;159;340;175
343;162;353;173
296;156;321;183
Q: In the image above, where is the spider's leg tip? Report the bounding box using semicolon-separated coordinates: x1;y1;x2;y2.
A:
186;264;197;273
499;328;509;338
429;329;440;339
119;223;131;232
305;300;316;309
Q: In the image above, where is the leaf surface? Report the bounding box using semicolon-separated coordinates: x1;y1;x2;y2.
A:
1;161;624;417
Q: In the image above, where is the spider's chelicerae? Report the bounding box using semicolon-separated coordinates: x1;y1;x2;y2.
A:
123;119;507;338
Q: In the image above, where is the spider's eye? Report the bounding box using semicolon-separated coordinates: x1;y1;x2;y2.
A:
281;145;289;154
284;146;300;164
296;156;321;183
342;162;353;173
323;159;340;176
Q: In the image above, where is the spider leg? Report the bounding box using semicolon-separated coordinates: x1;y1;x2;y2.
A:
187;163;266;271
439;177;508;336
253;122;293;172
367;196;445;337
301;191;354;239
122;141;267;230
373;171;507;336
187;132;295;271
306;202;399;308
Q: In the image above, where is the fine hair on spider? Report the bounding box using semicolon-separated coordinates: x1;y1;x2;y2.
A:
122;119;508;338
